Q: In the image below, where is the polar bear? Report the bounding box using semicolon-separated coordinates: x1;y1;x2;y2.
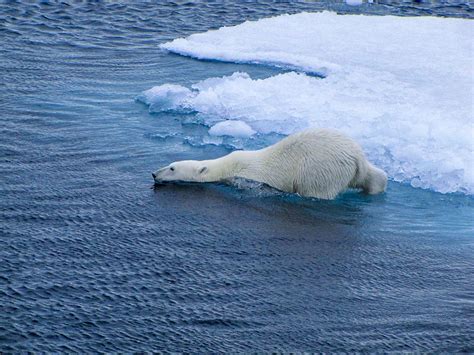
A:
152;129;387;199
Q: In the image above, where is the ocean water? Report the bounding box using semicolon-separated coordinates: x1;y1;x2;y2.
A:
1;1;473;352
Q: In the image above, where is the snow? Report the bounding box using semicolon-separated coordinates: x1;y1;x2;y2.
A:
142;12;473;195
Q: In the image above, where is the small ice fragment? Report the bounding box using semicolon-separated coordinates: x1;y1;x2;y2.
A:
209;121;256;138
136;84;192;112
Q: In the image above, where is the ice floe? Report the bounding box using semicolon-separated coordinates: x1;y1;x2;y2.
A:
141;12;473;195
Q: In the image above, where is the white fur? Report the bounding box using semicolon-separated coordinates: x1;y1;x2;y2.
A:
153;129;387;199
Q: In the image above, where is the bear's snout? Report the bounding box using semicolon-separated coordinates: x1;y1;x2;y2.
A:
152;167;167;181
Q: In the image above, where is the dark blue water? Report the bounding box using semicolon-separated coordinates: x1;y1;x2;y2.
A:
1;1;473;352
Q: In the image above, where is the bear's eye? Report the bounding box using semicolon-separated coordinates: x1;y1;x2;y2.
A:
170;167;175;171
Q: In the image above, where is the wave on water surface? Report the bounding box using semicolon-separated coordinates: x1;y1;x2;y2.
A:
139;12;474;196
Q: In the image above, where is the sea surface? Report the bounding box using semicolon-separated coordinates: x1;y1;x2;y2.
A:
1;1;473;352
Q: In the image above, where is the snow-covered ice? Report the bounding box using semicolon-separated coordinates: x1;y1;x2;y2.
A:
141;12;473;195
160;11;472;89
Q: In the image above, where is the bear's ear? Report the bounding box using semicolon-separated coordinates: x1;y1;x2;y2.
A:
199;166;208;174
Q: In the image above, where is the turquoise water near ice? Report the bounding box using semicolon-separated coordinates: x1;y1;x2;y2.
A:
1;1;473;352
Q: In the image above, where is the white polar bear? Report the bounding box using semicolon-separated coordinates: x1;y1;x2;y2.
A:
152;129;387;199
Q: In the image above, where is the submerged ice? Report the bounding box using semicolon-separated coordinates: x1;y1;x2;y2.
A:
140;12;473;195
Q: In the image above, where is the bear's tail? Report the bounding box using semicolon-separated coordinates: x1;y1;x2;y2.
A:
363;163;387;195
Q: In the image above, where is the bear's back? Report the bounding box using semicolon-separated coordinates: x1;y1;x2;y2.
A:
262;129;368;198
269;129;364;161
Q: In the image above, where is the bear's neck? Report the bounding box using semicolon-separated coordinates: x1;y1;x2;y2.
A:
201;150;263;182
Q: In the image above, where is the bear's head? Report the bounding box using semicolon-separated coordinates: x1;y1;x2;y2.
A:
152;160;208;184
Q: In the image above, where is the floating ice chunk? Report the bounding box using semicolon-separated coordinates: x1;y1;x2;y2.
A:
209;120;256;138
136;84;194;112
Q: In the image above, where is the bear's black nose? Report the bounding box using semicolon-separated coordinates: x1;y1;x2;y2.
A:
152;173;156;179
